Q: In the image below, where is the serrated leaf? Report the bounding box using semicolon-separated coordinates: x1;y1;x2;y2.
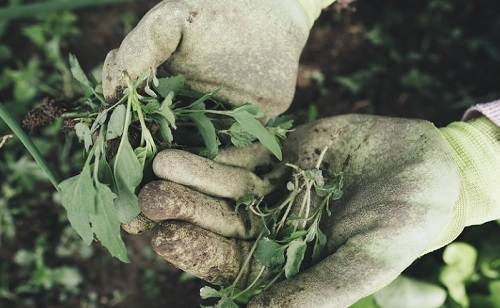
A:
106;105;126;140
284;239;307;278
74;122;92;152
112;138;142;223
231;110;282;160
231;103;262;117
90;182;130;263
200;286;223;299
254;237;285;269
58;164;95;245
189;112;218;159
154;75;189;97
142;101;160;114
267;117;294;139
229;122;256;148
69;54;92;90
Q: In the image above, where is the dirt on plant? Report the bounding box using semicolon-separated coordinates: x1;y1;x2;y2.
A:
2;0;499;307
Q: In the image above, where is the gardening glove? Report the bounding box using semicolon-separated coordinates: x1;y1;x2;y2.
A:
102;0;335;119
125;112;500;307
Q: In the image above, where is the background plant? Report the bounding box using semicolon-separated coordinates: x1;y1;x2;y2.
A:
1;0;499;307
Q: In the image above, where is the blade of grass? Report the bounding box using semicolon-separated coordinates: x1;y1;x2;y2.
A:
0;103;60;191
0;0;133;22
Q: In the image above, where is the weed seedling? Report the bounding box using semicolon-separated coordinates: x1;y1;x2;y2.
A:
201;143;343;307
2;54;292;262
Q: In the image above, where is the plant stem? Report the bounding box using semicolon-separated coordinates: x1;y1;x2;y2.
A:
230;231;264;291
0;102;60;191
232;266;266;300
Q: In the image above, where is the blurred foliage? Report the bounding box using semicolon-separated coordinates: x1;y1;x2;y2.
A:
0;0;499;307
310;0;500;124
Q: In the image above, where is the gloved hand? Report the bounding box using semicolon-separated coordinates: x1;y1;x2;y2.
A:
125;114;500;307
102;0;335;119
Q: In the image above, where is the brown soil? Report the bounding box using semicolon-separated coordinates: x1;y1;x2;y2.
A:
3;1;499;307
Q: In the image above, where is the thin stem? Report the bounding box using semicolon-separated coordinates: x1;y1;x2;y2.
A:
0;102;60;191
315;140;333;169
230;231;264;291
263;272;284;291
232;265;266;300
302;183;313;229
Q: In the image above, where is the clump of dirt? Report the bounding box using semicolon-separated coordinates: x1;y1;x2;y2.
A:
22;97;69;131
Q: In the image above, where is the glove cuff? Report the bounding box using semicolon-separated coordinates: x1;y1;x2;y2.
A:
462;99;500;126
296;0;336;28
439;117;500;228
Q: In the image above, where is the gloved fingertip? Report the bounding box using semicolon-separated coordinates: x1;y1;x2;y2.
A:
102;49;124;104
121;213;157;235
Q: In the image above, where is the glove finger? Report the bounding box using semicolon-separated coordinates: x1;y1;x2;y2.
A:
102;1;184;102
152;220;265;288
121;213;157;235
139;180;261;240
214;142;274;172
153;149;274;199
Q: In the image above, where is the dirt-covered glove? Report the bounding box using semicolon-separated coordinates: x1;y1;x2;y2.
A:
125;114;500;307
102;0;334;118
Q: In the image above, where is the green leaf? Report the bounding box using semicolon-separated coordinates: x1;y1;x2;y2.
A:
90;182;130;263
280;230;308;242
90;110;108;134
489;281;500;307
106;104;126;140
58;164;95;245
439;242;478;307
134;146;149;170
231;103;262;116
235;194;256;211
374;275;446;308
254;237;285;269
74;122;92;152
154;75;189;97
305;225;316;242
142;101;160;114
112;138;142;223
188;112;218;159
152;114;173;144
230;110;282;160
97;157;114;186
350;295;377;308
186;87;222;110
267;116;294;139
312;226;327;263
215;297;239;308
69;53;92;90
284;239;307;278
229;122;256;148
157;91;176;129
200;286;223;299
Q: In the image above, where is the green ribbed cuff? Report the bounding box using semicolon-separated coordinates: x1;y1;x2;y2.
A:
439;117;500;227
